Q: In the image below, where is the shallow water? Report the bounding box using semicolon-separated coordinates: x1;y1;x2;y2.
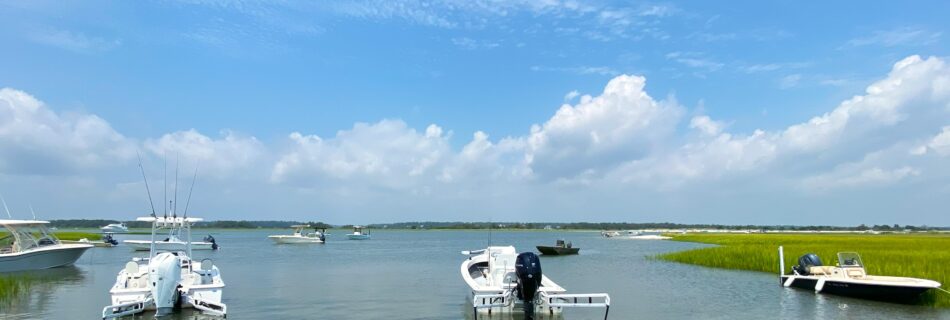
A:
1;230;948;319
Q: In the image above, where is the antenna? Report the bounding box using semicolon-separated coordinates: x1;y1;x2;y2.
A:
183;164;198;218
29;203;36;220
173;153;179;218
0;193;11;219
137;152;157;217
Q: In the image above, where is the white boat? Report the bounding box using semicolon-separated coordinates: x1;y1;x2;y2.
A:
346;225;371;240
460;246;610;319
778;247;942;303
0;219;93;272
100;223;129;234
625;231;671;240
124;235;217;251
269;225;326;244
102;216;227;318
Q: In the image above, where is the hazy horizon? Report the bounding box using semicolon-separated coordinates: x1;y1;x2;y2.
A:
1;1;949;226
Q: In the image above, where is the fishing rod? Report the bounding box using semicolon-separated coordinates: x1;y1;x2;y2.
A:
173;153;179;218
0;193;11;219
136;152;157;218
183;164;198;219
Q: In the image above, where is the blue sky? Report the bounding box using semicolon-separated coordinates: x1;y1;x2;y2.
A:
1;1;949;225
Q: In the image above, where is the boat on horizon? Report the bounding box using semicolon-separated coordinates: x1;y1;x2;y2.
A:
460;245;610;319
346;225;371;240
536;239;579;255
778;246;942;303
100;222;129;234
0;219;93;272
269;225;326;244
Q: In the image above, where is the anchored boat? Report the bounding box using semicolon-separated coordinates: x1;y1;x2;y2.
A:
778;246;942;303
124;233;218;251
269;225;326;244
346;225;371;240
100;223;129;234
0;219;93;272
536;239;579;255
102;216;227;318
62;234;119;247
461;246;610;319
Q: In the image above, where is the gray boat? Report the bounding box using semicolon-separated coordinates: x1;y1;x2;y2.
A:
0;219;93;272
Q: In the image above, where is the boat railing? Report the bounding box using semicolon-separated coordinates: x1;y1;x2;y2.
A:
102;297;154;319
472;291;513;309
540;292;611;319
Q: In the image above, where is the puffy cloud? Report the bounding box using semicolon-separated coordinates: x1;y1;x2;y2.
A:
0;88;135;175
144;129;266;178
803;166;920;191
525;75;683;180
271;120;451;190
923;126;950;156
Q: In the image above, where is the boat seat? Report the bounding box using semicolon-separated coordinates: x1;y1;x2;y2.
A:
845;268;866;278
125;261;139;274
808;266;837;275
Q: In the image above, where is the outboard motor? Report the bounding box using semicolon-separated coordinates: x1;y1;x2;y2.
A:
319;232;326;242
515;252;543;320
103;234;119;246
792;253;822;275
149;252;182;315
204;235;219;250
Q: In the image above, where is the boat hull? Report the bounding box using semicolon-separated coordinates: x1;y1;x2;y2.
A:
268;236;324;244
536;246;579;255
347;234;370;240
0;244;93;272
781;276;936;303
124;240;215;251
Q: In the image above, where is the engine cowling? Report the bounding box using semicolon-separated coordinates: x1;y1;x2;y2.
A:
149;252;182;313
515;252;543;320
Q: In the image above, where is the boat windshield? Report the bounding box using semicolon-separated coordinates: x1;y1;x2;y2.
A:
1;224;59;253
837;252;864;268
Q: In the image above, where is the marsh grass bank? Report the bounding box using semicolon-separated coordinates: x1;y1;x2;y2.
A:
656;233;950;307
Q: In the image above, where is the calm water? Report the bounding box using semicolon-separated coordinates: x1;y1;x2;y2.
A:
1;230;948;319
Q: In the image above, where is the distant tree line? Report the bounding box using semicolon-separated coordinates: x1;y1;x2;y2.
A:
45;219;948;231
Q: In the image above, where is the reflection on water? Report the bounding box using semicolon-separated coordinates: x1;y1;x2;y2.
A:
1;230;949;319
0;266;85;316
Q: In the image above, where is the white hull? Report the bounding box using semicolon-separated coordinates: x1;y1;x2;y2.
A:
268;235;324;244
124;240;214;251
626;235;671;240
347;234;370;240
101;227;129;234
0;244;93;272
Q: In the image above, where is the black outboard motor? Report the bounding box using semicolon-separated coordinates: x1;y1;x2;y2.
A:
515;252;543;320
792;253;822;275
103;234;119;246
204;235;219;250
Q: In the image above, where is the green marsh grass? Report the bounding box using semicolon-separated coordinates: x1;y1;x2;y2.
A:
657;233;950;307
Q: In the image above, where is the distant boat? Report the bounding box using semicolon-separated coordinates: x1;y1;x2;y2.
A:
778;247;942;303
62;234;119;247
346;226;371;240
269;225;326;244
625;231;671;240
536;239;579;255
124;234;217;251
1;219;93;272
101;223;129;234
